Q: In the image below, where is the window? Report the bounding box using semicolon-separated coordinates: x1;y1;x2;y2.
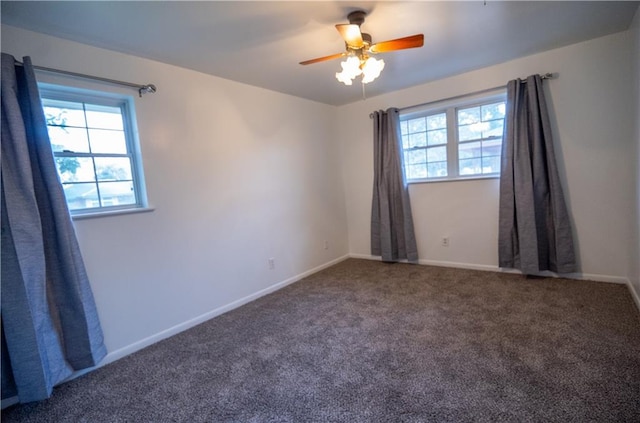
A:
400;91;506;182
39;84;148;215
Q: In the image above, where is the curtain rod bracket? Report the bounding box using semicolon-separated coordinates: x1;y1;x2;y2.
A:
139;84;157;97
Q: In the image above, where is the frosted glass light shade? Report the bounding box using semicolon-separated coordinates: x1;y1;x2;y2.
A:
335;55;385;85
361;57;385;84
335;56;362;85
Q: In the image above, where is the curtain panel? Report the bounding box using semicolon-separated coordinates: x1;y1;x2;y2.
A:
498;74;576;275
371;108;418;263
1;54;107;403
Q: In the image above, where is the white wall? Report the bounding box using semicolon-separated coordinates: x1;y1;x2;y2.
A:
338;30;636;282
631;7;640;306
1;25;349;361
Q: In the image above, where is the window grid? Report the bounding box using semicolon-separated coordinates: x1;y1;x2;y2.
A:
401;112;449;180
48;103;134;208
400;94;506;182
40;86;145;214
456;102;505;177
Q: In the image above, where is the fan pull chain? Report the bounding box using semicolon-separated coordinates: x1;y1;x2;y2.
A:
361;81;367;100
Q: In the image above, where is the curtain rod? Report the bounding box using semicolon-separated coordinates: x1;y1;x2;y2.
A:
370;72;555;118
15;61;157;97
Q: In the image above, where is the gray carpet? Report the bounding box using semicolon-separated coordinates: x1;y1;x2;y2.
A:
4;259;640;422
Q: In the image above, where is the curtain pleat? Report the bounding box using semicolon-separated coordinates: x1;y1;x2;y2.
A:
1;53;107;403
371;108;418;263
498;75;576;274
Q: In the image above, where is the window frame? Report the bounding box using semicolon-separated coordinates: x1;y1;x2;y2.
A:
400;89;507;183
39;83;150;218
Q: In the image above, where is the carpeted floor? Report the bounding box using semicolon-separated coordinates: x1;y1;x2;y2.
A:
4;259;640;422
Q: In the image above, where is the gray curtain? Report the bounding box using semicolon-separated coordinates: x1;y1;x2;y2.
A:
1;54;107;403
498;75;576;275
371;108;418;263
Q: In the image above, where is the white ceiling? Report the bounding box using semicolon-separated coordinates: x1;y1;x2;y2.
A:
2;1;638;106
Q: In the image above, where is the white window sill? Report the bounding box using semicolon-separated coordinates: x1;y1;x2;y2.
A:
71;207;155;220
407;174;500;185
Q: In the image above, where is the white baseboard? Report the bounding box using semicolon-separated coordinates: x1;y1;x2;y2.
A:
349;253;629;284
96;254;350;368
3;257;347;409
349;253;639;313
37;255;351;394
419;258;506;273
628;281;640;312
350;254;502;273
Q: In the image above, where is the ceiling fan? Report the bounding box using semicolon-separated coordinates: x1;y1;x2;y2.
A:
300;11;424;85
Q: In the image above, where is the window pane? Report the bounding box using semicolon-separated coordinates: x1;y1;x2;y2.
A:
94;157;133;181
88;129;127;154
406;164;427;179
400;120;408;136
85;104;124;130
484;120;504;138
98;181;135;207
55;157;95;183
43;100;87;127
408;117;426;133
459;141;481;159
458;106;480;125
458;123;483;142
482;156;501;174
427;146;447;162
427;113;446;130
406;149;426;165
427;129;447;146
408;132;427;148
62;182;99;210
401;134;409;150
427;161;447;178
47;126;90;153
482;138;502;157
481;102;505;120
459;158;482;175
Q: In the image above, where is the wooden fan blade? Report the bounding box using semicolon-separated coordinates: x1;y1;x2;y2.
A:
336;24;364;48
299;52;346;66
370;34;424;54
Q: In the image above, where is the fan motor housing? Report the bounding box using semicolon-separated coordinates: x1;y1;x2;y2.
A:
347;10;366;26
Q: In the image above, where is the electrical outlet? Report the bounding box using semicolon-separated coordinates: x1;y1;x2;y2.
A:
268;258;275;270
441;237;450;247
324;240;329;250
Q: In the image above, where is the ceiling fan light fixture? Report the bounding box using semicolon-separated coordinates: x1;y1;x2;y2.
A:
335;55;362;85
361;57;385;84
335;55;385;86
304;10;423;87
